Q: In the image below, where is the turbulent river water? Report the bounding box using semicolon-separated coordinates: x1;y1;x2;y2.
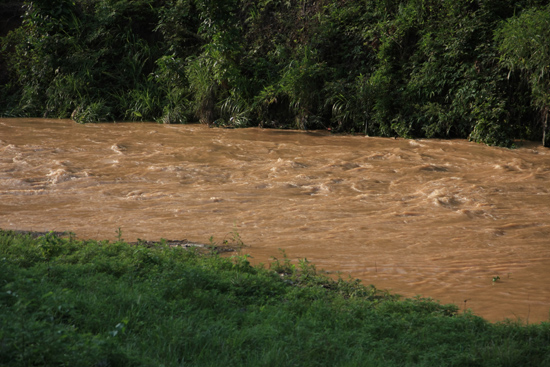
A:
1;118;550;322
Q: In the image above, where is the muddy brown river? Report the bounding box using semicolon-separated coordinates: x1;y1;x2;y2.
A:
1;118;549;322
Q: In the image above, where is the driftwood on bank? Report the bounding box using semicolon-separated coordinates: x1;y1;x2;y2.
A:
1;229;235;253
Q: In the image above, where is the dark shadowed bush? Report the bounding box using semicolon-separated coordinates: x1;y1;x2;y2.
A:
1;0;549;146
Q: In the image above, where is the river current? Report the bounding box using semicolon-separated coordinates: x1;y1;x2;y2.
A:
1;118;549;322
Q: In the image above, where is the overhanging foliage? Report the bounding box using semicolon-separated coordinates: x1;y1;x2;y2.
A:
1;0;549;146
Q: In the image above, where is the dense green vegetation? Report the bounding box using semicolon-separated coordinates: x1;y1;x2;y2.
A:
1;229;550;366
1;0;549;146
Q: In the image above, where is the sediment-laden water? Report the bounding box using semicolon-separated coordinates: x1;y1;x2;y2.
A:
1;118;549;322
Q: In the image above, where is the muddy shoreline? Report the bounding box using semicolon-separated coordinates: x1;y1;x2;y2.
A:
1;229;236;253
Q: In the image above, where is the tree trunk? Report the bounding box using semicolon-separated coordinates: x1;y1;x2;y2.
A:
364;111;369;136
543;107;549;147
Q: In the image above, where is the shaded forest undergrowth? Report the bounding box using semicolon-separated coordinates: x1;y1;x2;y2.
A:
1;0;550;147
1;229;550;366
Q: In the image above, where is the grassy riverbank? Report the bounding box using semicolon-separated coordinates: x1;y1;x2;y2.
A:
1;230;549;366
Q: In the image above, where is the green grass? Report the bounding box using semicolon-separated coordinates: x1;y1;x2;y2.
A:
1;230;549;366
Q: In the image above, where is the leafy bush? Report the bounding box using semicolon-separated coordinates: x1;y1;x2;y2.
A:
496;3;550;146
1;0;548;145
